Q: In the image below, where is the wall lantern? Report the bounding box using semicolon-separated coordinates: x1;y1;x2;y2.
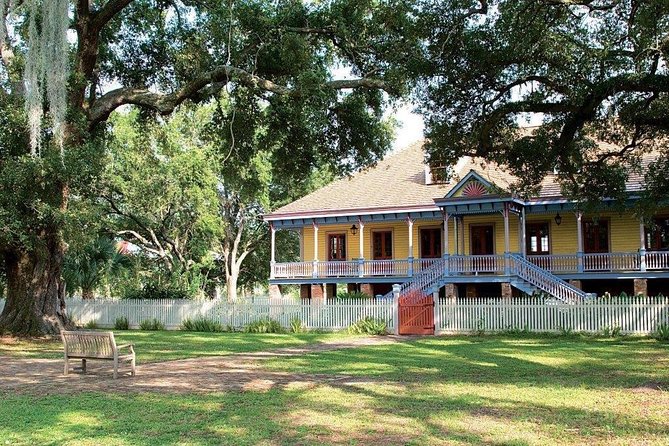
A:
350;224;358;235
554;213;562;226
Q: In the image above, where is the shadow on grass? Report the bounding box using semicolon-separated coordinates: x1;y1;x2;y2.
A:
266;335;669;390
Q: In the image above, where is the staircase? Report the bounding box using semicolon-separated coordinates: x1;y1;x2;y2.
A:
380;258;445;301
381;254;590;305
508;254;589;304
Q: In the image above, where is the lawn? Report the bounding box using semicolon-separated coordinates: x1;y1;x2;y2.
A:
1;334;668;445
0;330;347;363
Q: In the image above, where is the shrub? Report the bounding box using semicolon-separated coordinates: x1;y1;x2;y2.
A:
181;317;225;333
84;320;99;329
139;318;165;331
337;291;372;300
654;323;669;342
601;326;622;338
289;317;306;333
244;318;285;333
348;317;387;335
114;316;129;330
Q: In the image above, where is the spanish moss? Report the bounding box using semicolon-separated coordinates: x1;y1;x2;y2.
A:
23;0;70;155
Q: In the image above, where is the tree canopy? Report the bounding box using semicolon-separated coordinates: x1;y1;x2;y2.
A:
418;0;669;205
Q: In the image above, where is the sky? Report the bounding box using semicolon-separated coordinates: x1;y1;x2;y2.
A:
389;103;425;151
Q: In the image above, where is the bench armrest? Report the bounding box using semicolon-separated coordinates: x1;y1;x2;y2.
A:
117;343;134;352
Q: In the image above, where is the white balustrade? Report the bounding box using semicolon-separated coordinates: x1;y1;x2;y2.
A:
583;252;639;272
646;251;669;270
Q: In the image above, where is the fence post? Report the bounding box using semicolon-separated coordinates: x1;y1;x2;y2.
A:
433;290;440;335
392;284;401;335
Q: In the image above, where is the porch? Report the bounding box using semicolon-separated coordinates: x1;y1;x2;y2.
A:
270;251;669;280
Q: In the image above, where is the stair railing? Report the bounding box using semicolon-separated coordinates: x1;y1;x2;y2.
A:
509;253;586;304
381;258;445;302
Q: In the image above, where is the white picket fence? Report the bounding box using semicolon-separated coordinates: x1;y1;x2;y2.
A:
0;296;667;334
436;297;669;335
60;298;395;331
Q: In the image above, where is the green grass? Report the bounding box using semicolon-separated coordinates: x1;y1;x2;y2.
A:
0;330;347;363
1;334;668;445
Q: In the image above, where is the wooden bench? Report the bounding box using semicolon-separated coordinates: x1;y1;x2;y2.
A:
61;331;136;379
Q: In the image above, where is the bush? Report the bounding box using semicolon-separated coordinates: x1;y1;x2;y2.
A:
601;326;622;338
139;318;165;331
348;317;387;335
244;318;285;333
124;283;190;300
337;291;372;300
181;317;226;333
289;317;306;333
114;316;129;330
83;320;99;329
654;323;669;341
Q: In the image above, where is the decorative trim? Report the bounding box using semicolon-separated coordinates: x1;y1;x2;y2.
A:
444;170;494;198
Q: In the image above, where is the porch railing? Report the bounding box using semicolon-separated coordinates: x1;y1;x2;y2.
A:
448;255;506;275
271;251;669;279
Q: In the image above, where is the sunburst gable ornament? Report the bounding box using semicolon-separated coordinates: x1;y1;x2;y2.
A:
461;181;488;197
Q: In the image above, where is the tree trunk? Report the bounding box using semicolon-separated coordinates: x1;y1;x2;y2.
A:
82;288;95;300
0;227;73;335
226;270;238;302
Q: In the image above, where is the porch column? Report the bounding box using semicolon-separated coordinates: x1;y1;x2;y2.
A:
358;219;365;277
454;217;459;255
639;218;647;272
503;204;510;275
520;207;527;256
443;213;450;276
576;211;584;273
270;223;276;279
407;217;414;277
312;222;319;278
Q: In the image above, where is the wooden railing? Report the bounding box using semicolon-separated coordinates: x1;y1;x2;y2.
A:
509;254;586;304
583;252;639;271
646;251;669;270
271;251;669;279
528;255;578;272
448;255;506;274
364;260;410;277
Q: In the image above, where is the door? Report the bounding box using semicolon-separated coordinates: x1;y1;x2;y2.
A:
420;228;442;258
471;225;494;255
470;224;495;273
372;231;393;259
583;219;610;270
526;222;551;270
327;234;347;261
398;291;435;335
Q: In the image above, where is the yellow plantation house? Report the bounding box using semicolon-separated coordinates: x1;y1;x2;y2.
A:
263;141;669;303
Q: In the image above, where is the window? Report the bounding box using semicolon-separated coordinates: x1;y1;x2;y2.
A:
583;220;609;253
328;234;346;261
372;231;393;259
526;223;550;255
645;217;669;250
420;228;442;258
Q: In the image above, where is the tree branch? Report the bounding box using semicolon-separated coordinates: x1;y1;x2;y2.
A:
88;65;394;126
92;0;135;32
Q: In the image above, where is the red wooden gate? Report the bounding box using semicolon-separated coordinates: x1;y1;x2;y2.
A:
399;291;435;335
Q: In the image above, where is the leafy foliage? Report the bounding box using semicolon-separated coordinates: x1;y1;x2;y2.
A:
123;283;191;301
337;291;372;300
654;323;669;342
348;317;388;335
139;319;165;331
62;237;128;299
181;318;228;333
289;317;307;333
114;316;129;331
244;318;285;334
417;1;669;208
